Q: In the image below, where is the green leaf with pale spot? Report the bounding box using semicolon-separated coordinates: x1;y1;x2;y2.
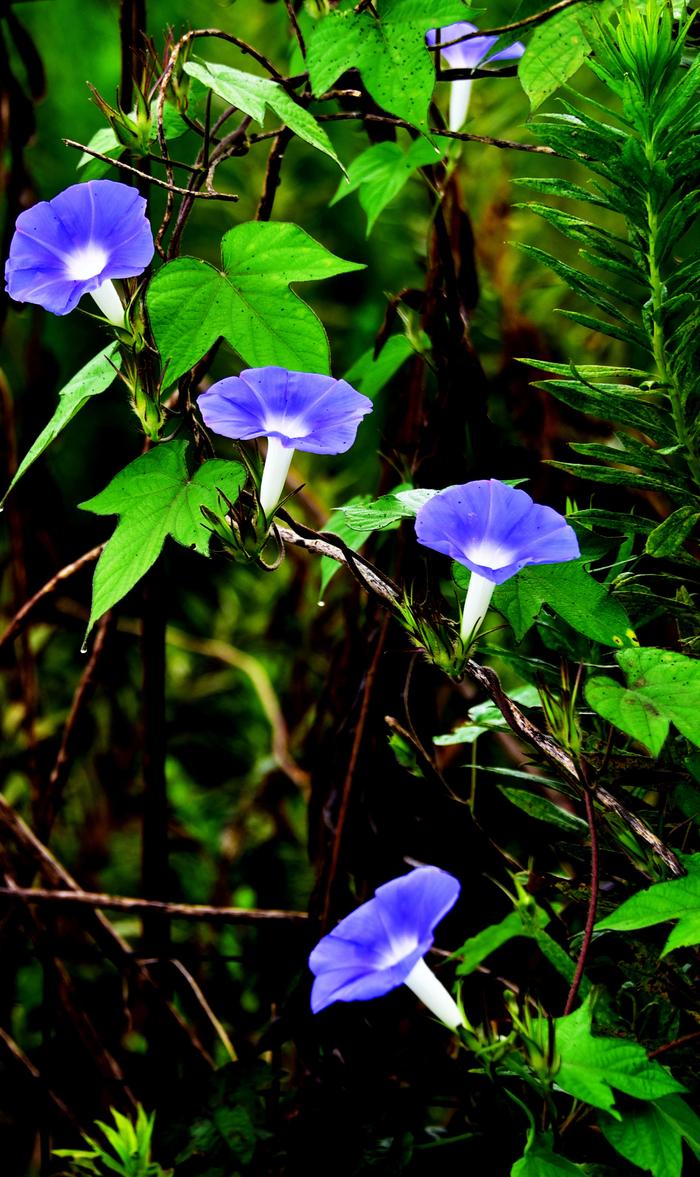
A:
306;0;478;129
147;223;363;385
585;647;700;755
80;441;246;637
1;344;120;506
331;138;441;232
491;558;635;647
518;4;601;111
550;998;684;1117
596;853;700;956
183;60;343;169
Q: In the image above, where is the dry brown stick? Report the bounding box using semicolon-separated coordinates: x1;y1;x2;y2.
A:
257;128;293;221
465;659;683;877
276;521;400;606
321;612;391;927
170;959;238;1063
0;887;308;925
0;865;138;1108
62;141;240;199
0;794;215;1066
0;1025;76;1124
38;612;112;839
431;0;586;48
0;544;103;653
251;115;557;155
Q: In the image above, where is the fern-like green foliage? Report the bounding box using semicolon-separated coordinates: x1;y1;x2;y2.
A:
53;1105;172;1177
519;0;700;559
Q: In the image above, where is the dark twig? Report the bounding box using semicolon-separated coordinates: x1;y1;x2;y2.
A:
0;794;215;1067
257;128;293;221
0;1025;75;1124
430;0;586;50
0;887;308;925
563;765;599;1015
37;613;112;840
322;612;391;927
0;545;103;653
62;140;240;200
648;1030;700;1060
298;113;556;155
285;0;306;55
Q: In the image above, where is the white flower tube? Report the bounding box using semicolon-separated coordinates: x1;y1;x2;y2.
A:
403;957;464;1030
259;435;295;519
460;570;496;644
449;79;473;131
89;279;126;326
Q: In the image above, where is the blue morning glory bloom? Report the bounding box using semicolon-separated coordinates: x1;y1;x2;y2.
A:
309;865;464;1029
415;480;580;644
427;22;526;130
5;180;154;324
198;366;373;519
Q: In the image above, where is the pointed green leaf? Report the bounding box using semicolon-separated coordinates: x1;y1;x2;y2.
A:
645;506;700;557
344;332;426;400
184;60;343;169
600;1094;700;1177
596;853;700;956
586;648;700;754
551;998;684;1116
2;344;121;506
306;0;478;129
518;4;601;111
331;138;440;233
80;441;246;635
334;486;437;533
585;675;670;755
492;559;635;647
147;223;364;384
511;1131;583;1175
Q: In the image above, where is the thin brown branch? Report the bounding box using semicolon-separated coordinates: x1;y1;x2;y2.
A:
563;768;599;1015
296;113;556;155
38;612;112;839
170;960;238;1063
648;1030;700;1060
0;544;103;653
322;612;391;927
0;887;308;924
0;794;215;1066
0;1025;76;1124
285;0;306;55
257;128;293;221
464;659;683;877
62;140;240;200
430;0;586;50
275;517;400;605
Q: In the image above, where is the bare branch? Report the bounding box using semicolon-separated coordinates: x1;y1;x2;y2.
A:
0;887;308;925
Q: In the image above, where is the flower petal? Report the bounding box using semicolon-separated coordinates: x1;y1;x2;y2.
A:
198;367;372;454
5;180;154;315
308;866;460;1014
483;40;526;65
428;22;491;70
415;480;580;585
310;944;426;1012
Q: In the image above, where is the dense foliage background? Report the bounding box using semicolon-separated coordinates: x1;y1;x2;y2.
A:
1;1;699;1174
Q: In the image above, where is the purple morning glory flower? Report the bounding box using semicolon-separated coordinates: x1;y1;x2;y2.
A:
309;865;463;1029
415;480;580;644
5;179;154;324
198;366;373;519
427;22;526;130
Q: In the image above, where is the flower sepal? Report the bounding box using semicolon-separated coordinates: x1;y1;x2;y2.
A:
395;596;470;680
88;83;151;155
